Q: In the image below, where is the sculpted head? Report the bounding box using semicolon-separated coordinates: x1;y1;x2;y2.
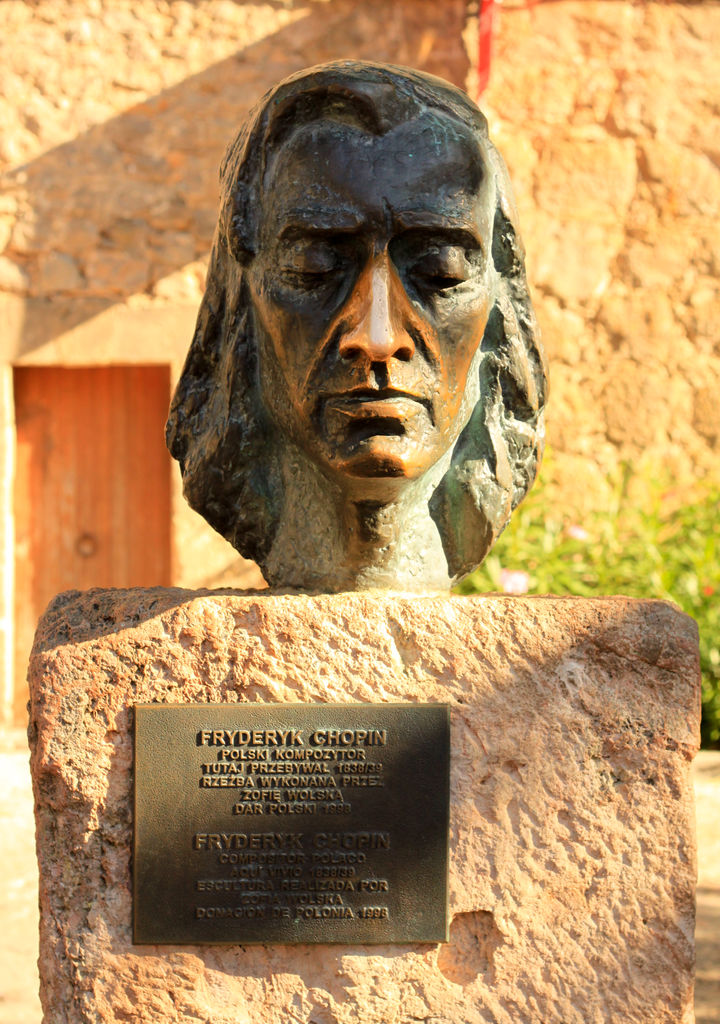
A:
167;61;547;591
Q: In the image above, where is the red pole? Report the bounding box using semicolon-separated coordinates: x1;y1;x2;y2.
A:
477;0;495;96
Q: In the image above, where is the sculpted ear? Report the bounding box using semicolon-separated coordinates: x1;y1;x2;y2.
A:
431;140;548;582
166;236;229;466
217;117;263;267
486;141;548;423
221;180;255;266
489;163;525;280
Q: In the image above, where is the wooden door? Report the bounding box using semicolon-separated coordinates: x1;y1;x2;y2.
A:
14;365;172;720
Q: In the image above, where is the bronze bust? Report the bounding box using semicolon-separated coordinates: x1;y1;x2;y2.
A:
167;61;547;591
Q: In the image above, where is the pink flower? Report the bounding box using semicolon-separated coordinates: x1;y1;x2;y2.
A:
499;569;530;595
566;524;589;541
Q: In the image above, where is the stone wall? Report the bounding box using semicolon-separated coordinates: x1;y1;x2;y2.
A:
0;0;471;600
481;0;720;509
1;0;719;717
0;0;471;720
2;1;716;524
1;0;717;526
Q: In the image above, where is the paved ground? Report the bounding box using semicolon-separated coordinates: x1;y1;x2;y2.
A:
0;729;42;1024
694;751;720;1024
1;729;718;1023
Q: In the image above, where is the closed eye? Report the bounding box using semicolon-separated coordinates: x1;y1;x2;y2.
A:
280;241;338;276
410;245;473;291
415;271;467;290
276;235;359;291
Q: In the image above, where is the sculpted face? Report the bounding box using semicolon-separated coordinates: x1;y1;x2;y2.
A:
247;111;495;490
166;62;546;591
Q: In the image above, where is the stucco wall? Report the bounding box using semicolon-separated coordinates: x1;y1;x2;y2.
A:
0;0;471;601
481;0;720;510
0;1;718;720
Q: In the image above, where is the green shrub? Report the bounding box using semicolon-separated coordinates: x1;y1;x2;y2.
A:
456;463;720;749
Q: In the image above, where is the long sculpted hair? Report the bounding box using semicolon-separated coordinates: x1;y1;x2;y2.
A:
166;61;548;584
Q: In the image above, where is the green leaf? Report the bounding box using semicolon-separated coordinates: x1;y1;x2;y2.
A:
455;457;720;748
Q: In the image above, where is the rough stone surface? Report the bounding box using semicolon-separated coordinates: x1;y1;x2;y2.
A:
29;589;700;1024
0;0;472;608
1;0;718;527
482;0;720;511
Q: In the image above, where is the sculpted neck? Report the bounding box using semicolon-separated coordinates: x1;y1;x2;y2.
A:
261;446;452;592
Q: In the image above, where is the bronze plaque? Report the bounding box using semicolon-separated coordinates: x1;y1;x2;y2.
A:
133;703;450;945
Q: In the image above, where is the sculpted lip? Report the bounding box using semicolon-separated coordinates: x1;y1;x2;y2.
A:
324;388;433;418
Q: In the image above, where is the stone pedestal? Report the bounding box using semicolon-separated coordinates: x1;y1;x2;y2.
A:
28;589;700;1024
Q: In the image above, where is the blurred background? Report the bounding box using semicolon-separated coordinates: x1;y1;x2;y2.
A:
0;1;718;1021
0;0;718;740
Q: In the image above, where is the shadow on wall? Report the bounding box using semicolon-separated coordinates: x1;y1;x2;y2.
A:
2;0;470;360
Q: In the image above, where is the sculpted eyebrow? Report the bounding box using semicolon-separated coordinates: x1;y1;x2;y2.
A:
395;222;484;251
277;208;365;238
393;208;483;242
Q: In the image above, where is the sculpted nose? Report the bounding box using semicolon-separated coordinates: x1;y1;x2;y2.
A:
338;260;415;362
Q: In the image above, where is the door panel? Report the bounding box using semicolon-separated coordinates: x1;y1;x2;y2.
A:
14;365;172;720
